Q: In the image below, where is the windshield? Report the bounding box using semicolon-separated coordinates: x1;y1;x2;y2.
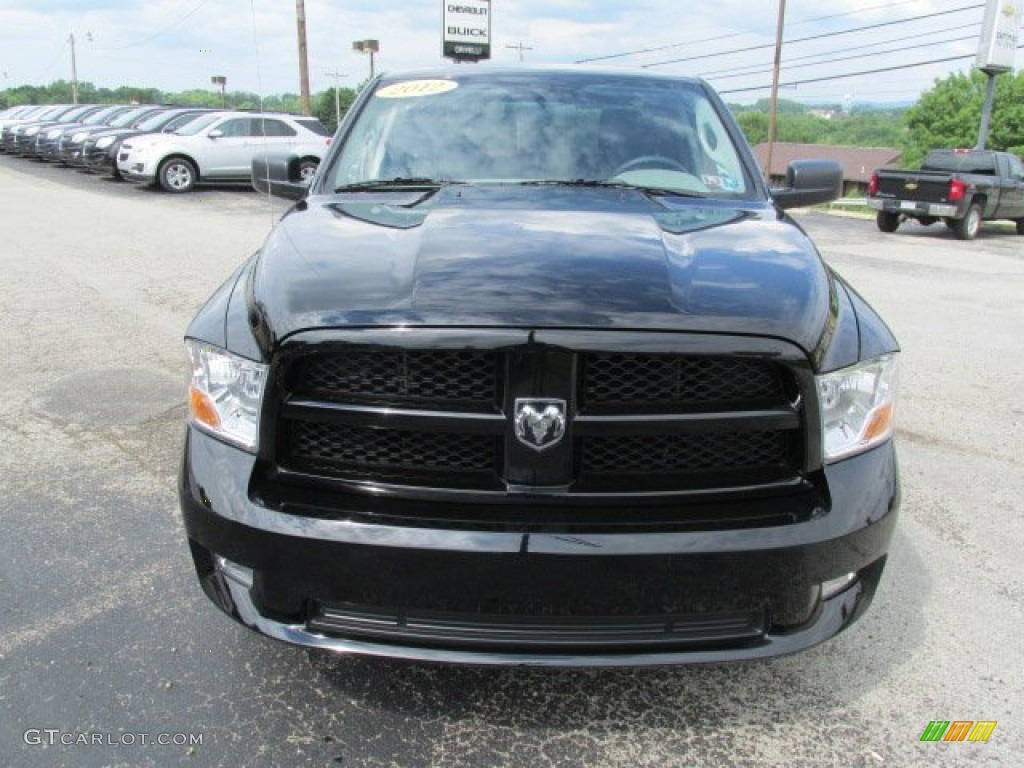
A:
297;118;330;136
110;107;150;128
922;151;997;175
135;110;178;132
327;72;752;198
60;105;95;121
84;106;125;125
174;113;223;136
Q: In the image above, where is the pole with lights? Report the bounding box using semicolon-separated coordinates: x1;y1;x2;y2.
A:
352;39;379;81
211;76;227;107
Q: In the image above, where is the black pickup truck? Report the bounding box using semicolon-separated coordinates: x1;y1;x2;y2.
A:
179;68;901;666
868;149;1024;239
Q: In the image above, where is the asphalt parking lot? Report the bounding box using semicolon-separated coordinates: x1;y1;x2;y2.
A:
1;155;1022;767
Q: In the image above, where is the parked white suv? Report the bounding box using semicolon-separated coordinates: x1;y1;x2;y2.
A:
117;111;329;192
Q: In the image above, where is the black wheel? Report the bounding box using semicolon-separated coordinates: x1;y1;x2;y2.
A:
1016;220;1024;235
943;219;956;230
298;158;319;183
876;211;900;233
952;203;981;240
158;156;197;193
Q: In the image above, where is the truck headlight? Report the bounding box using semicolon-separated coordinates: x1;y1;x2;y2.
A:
95;136;116;149
186;340;268;452
817;354;897;462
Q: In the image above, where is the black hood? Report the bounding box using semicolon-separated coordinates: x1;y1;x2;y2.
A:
250;185;832;355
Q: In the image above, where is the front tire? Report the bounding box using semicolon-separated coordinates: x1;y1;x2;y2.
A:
1016;220;1024;235
158;157;197;193
298;158;319;183
876;211;900;233
952;203;981;240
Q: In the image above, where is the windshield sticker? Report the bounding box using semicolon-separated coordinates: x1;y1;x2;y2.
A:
702;173;741;192
376;80;458;99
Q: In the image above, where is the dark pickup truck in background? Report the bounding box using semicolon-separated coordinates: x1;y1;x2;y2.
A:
868;149;1024;240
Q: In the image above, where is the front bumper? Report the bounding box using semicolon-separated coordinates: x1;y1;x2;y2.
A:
180;427;900;666
868;198;959;218
116;149;156;182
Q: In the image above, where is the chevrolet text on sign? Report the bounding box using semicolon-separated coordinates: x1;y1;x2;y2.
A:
443;0;491;60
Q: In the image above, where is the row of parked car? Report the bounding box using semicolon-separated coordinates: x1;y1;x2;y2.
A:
0;103;330;193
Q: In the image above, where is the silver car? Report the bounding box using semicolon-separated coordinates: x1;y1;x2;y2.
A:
117;111;330;192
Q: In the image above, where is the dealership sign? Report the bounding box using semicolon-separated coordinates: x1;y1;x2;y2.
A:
443;1;491;61
976;0;1023;72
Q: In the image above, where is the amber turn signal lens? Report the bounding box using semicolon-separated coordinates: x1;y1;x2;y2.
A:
862;402;894;443
189;386;222;430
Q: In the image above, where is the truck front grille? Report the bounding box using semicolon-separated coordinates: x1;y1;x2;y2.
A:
290;422;498;473
583;353;782;408
581;431;790;474
295;348;497;406
272;336;806;508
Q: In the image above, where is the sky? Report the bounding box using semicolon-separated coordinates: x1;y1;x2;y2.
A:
0;0;1016;105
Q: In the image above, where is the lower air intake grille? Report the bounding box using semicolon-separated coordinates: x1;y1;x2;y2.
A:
307;602;766;652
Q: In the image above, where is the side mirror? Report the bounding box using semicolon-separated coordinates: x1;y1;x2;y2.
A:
772;160;843;210
252;153;309;201
208;129;223;140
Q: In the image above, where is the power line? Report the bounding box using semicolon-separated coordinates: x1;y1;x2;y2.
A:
574;0;929;64
699;21;980;78
706;33;978;82
643;3;984;69
36;38;70;82
716;50;1017;96
97;0;213;51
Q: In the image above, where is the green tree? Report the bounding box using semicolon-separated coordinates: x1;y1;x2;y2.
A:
731;102;906;149
734;110;769;145
314;87;357;133
826;110;906;147
901;70;1024;166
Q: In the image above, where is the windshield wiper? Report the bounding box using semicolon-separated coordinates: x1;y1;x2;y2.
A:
334;177;463;192
518;179;708;197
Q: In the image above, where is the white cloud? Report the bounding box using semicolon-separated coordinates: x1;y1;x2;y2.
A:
0;0;992;104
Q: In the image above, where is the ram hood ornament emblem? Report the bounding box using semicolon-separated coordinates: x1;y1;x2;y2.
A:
514;399;567;451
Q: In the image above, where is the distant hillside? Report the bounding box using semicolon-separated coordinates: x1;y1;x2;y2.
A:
728;99;907;148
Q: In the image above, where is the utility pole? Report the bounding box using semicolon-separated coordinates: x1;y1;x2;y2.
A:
324;70;348;127
505;41;533;62
68;32;79;104
765;0;786;182
295;0;312;115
